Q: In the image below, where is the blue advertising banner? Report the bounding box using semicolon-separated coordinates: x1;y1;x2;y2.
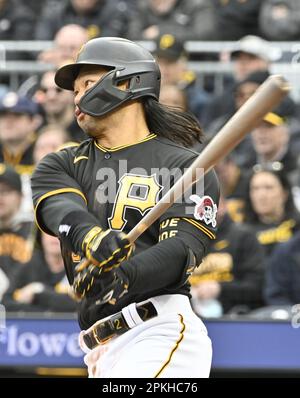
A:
207;320;300;370
0;317;84;367
0;315;299;370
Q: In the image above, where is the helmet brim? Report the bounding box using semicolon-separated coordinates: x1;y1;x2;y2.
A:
55;61;117;91
55;62;109;91
55;63;82;91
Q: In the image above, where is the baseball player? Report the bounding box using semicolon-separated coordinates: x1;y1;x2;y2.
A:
31;37;219;378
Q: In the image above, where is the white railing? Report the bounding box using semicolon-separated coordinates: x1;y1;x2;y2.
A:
0;40;299;98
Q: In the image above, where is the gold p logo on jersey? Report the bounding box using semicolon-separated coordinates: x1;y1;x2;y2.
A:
109;174;162;231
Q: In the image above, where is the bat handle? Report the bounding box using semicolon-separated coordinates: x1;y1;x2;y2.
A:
124;227;144;244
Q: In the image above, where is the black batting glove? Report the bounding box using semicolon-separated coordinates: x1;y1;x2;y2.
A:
73;264;129;304
58;211;133;274
82;227;133;272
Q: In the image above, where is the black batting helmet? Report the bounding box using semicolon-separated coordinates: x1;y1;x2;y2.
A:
55;37;161;117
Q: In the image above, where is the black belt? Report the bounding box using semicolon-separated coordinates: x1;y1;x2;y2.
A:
83;301;157;350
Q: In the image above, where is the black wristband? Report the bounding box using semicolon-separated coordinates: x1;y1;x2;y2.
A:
59;210;100;253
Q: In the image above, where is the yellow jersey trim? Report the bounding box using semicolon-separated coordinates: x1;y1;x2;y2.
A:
154;314;185;378
74;155;89;164
57;141;80;152
94;133;157;153
34;188;87;233
182;217;216;240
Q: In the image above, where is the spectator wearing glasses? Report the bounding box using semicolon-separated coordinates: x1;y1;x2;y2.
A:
35;70;84;142
243;167;300;257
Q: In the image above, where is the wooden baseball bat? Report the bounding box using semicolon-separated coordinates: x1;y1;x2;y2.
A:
127;74;290;242
77;75;290;272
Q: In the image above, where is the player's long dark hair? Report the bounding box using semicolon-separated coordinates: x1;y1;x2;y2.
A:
143;97;203;148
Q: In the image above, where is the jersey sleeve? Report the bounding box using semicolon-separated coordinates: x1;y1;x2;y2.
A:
159;164;220;242
31;149;87;234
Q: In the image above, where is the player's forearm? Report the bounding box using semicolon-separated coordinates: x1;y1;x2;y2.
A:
119;237;203;294
39;194;99;252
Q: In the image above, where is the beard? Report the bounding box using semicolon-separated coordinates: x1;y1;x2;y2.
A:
77;112;112;139
78;115;100;138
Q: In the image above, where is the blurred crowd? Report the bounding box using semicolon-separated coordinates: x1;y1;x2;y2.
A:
3;0;300;42
1;0;300;320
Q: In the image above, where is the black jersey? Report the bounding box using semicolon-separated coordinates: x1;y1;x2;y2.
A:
0;221;34;282
32;134;219;322
0;142;35;176
246;214;300;257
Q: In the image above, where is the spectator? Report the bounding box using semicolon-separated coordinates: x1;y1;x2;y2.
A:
34;70;84;141
0;0;34;41
244;167;300;257
230;35;281;81
38;24;88;67
0;92;41;175
212;0;261;40
159;84;188;111
128;0;216;41
205;70;270;165
35;0;130;41
190;195;265;316
243;105;298;184
215;155;250;223
202;35;282;130
0;92;42;221
259;0;300;41
3;233;77;312
265;231;300;305
34;125;71;164
22;24;88;111
155;34;210;122
0;164;34;283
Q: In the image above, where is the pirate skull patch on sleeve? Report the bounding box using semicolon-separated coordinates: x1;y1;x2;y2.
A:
190;195;218;228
